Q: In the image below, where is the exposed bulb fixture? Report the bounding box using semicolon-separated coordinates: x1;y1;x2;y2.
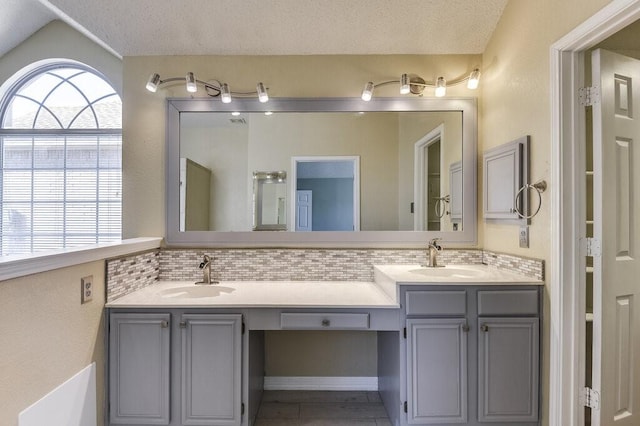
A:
361;81;374;101
257;82;269;103
220;83;232;103
467;68;481;90
361;68;480;100
400;74;410;95
146;73;160;92
231;111;241;116
186;72;197;93
144;72;270;103
265;111;273;116
435;77;446;97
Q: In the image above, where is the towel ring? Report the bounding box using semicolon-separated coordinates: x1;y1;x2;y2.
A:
433;195;450;218
514;180;547;219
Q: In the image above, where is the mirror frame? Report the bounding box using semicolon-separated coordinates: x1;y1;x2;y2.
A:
166;97;477;247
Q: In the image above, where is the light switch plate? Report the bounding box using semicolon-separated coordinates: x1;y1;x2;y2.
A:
519;225;530;248
81;275;93;304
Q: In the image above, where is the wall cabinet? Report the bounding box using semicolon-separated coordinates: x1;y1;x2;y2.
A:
108;311;243;426
402;286;540;426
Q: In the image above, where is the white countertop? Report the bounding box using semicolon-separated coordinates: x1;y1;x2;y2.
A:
106;280;399;309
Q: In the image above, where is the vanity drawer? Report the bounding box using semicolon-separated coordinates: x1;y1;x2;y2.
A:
477;289;539;315
280;313;370;330
405;290;467;316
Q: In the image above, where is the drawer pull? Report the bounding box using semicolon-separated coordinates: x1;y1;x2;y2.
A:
480;324;489;332
462;324;470;333
321;319;331;327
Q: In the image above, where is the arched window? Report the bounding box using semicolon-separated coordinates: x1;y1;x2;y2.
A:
0;63;122;255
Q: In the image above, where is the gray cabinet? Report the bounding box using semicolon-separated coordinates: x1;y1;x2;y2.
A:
109;313;171;425
406;318;468;424
181;314;242;425
477;318;539;423
403;286;540;426
108;311;243;426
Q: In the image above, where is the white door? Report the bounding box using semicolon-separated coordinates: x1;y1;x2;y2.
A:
295;190;312;231
591;48;640;426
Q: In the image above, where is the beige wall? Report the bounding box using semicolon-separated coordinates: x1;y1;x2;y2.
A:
481;1;612;425
0;261;106;426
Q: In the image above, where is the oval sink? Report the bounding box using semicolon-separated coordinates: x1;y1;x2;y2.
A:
159;285;235;299
407;266;485;279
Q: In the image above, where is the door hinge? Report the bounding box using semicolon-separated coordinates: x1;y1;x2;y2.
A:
580;387;600;410
403;327;407;339
583;237;602;257
579;86;600;106
404;401;408;413
241;402;245;415
242;322;246;334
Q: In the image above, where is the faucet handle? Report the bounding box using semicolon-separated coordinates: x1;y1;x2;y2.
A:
428;238;442;248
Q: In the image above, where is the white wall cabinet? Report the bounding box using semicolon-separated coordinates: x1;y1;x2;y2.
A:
483;136;529;220
108;312;243;426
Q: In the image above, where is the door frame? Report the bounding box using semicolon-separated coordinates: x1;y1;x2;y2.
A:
551;1;640;426
414;124;445;231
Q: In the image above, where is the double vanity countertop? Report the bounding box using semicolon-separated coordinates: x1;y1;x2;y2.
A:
106;264;543;309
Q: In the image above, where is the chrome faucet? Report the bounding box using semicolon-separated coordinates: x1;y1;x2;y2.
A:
425;238;444;268
196;255;219;285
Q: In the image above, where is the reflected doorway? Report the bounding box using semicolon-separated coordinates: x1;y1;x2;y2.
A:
291;156;360;231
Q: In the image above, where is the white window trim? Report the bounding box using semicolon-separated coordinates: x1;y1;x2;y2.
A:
0;237;162;282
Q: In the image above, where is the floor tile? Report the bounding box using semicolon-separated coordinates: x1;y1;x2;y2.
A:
257;402;300;419
300;403;388;419
254;419;300;426
299;420;377;426
366;392;381;402
375;419;392;426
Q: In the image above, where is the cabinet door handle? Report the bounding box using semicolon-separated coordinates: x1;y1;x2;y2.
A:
160;320;169;328
480;324;489;332
462;324;470;332
321;319;331;327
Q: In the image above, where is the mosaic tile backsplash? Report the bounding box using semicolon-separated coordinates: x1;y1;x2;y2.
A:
106;248;543;302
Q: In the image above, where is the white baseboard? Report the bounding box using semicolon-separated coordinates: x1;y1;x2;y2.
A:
263;376;378;391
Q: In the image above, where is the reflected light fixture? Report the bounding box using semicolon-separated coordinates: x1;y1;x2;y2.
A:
144;72;269;103
435;77;446;97
361;68;480;101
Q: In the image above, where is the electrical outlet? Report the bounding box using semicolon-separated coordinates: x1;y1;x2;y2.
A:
81;275;93;304
519;225;530;248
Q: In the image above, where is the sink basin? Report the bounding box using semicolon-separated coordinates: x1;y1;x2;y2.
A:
159;285;235;299
407;266;485;279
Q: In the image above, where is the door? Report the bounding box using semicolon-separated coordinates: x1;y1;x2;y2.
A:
591;48;640;426
406;318;468;424
109;313;171;425
295;190;312;231
477;317;539;423
181;314;242;426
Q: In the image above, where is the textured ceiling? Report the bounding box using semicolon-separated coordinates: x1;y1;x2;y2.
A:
32;0;508;57
0;0;57;57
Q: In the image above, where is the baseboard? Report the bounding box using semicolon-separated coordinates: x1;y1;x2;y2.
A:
263;376;378;391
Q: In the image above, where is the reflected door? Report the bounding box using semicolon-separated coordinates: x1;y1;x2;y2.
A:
296;190;312;231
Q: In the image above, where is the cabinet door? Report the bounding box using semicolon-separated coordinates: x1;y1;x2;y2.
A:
181;314;242;426
406;318;468;424
109;313;170;425
478;317;539;422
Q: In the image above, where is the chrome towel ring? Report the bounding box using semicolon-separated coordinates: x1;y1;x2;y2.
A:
434;195;450;218
514;180;547;219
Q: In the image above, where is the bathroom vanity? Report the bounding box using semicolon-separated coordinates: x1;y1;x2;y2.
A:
105;265;542;426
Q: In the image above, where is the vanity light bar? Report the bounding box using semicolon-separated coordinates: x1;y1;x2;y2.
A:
145;72;269;103
361;68;480;101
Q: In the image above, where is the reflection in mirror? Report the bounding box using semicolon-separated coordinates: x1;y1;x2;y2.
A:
166;98;477;246
253;171;287;231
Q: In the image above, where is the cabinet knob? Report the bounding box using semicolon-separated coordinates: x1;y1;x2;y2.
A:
462;324;470;332
480;324;489;332
160;320;169;328
321;319;331;327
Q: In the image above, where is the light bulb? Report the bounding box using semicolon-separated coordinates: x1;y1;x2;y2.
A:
361;82;374;101
257;82;269;103
221;83;232;103
231;111;241;116
400;74;410;95
467;69;480;90
146;73;160;92
435;77;446;97
186;72;197;93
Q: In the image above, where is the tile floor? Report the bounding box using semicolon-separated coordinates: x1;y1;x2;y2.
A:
255;390;392;426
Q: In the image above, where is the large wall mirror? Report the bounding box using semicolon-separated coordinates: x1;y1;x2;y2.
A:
166;97;477;246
